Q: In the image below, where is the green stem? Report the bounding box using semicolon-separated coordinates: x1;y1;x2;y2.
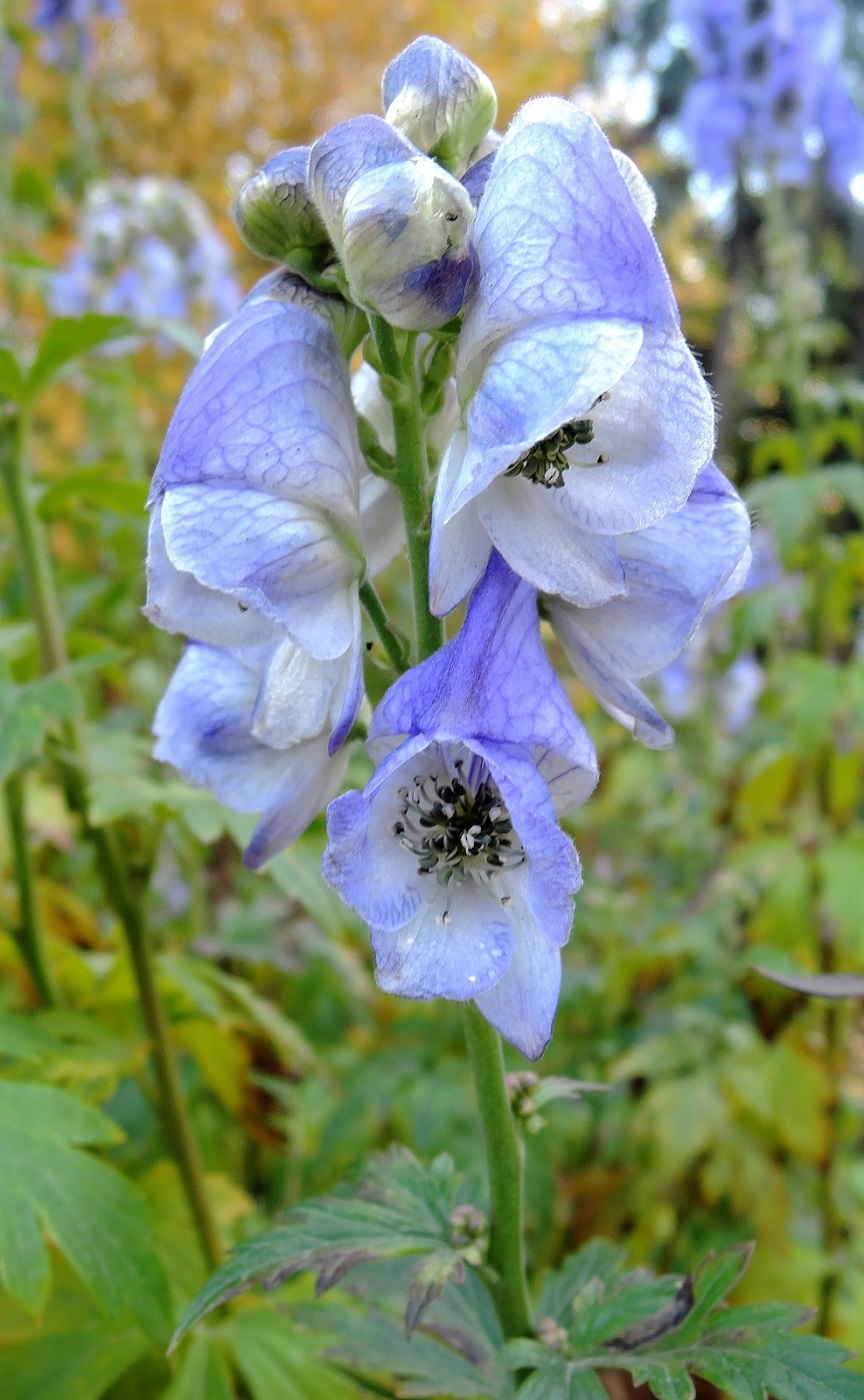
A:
359;580;408;673
463;1004;533;1339
369;317;443;662
0;415;222;1272
4;772;58;1007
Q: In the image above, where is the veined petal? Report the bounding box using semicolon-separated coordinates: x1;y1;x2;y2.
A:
459;96;681;375
372;554;597;798
429;473;492;617
370;881;513;1001
252;637;351;748
474;907;562;1060
159;484;361;659
478;476;626;606
550;331;715;536
144;506;281;646
151;298;362;522
547;612;675;750
244;739;349;869
439;318;644;516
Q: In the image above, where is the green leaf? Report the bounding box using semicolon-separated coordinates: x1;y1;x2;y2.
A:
322;1299;504;1398
536;1240;626;1324
223;1306;374;1400
26;315;137;398
0;347;25;404
37;464;148;518
163;1334;235;1400
0;1083;172;1341
173;1147;468;1344
0;663;82;782
755;966;864;998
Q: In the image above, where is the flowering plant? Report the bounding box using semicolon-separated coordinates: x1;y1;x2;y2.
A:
141;33;862;1397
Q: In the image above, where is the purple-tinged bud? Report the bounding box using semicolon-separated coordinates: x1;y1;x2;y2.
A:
233;146;332;273
382;35;497;173
309;115;475;330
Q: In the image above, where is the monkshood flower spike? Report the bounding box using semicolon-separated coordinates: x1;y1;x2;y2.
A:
323;553;599;1060
547;461;753;748
429;96;716;616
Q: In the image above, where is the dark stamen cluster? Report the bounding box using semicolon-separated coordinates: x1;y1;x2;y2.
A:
392;760;524;892
505;418;594;489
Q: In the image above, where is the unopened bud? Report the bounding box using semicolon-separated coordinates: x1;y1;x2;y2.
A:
382;35;497;173
309;115;475;330
234;146;332;272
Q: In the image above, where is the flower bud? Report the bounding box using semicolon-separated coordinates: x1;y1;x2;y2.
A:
309;115;475;330
233;146;332;273
382;35;497;173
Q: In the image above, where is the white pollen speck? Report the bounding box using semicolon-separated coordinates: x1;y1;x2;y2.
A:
468;975;476;984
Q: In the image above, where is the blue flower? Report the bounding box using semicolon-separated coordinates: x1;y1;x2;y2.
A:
429;97;715;616
546;462;752;748
50;178;240;336
323;553;598;1060
674;0;864;199
31;0;122;64
146;282;398;860
308;115;476;330
154;641;352;870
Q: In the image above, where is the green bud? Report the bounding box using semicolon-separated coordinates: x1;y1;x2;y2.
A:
233;146;332;271
382;36;497;173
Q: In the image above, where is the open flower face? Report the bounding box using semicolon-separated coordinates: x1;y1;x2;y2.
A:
324;554;598;1059
429;97;716;616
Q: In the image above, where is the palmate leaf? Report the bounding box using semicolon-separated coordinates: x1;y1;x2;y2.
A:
173;1147;474;1346
0;1082;172;1343
504;1243;864;1400
0;661;81;783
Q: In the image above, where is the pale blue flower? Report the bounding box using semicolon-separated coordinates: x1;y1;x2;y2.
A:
546;462;751;748
51;178;240;335
154;641;352;869
32;0;121;62
429;96;715;616
674;0;864;198
308;115;476;330
323;553;598;1060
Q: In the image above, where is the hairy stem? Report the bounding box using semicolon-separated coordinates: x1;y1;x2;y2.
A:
3;772;58;1007
0;414;222;1271
463;1004;533;1339
369;317;443;663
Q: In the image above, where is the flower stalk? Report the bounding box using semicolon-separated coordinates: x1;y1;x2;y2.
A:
373;336;533;1338
3;771;58;1008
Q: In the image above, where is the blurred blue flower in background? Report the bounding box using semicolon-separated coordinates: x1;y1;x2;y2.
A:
32;0;122;63
50;177;240;335
673;0;864;198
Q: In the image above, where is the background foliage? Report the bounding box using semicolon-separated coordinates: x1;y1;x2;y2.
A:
2;1;864;1396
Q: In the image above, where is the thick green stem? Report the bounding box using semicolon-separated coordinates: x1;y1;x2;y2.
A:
369;317;443;662
4;772;58;1007
359;580;408;673
463;1004;533;1339
0;415;222;1271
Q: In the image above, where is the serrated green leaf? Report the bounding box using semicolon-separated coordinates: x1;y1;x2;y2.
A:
0;1083;172;1341
323;1300;503;1398
26;315;137;398
634;1365;695;1400
223;1306;374;1400
0;666;82;781
679;1243;754;1331
173;1147;464;1344
536;1240;626;1324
